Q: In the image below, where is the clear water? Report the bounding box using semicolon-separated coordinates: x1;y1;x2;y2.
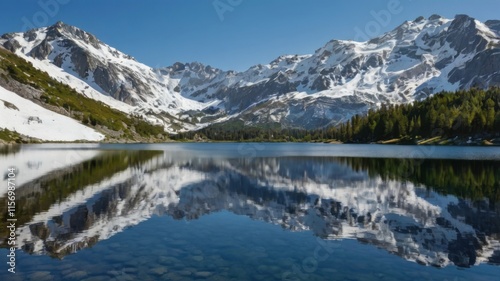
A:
1;143;499;281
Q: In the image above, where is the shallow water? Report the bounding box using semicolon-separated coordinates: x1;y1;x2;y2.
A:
0;143;499;280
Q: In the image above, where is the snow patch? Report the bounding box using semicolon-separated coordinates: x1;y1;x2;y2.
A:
0;86;104;141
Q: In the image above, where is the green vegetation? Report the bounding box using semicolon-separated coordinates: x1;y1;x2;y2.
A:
0;150;162;244
172;119;309;142
0;48;165;140
329;88;500;142
176;88;500;144
0;128;22;143
339;157;500;201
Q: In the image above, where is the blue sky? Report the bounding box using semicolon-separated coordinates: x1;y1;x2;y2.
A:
1;0;499;71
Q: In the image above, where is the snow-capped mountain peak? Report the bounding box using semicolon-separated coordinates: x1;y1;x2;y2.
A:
1;14;499;132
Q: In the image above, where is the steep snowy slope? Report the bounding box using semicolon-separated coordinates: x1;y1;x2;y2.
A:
0;85;104;141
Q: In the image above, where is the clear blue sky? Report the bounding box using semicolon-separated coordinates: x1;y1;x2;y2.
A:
1;0;499;71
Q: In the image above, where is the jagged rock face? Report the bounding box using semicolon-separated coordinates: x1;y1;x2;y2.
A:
1;33;20;52
216;73;297;114
28;39;52;59
449;50;500;88
1;15;500;130
0;22;166;107
486;20;500;34
162;61;230;101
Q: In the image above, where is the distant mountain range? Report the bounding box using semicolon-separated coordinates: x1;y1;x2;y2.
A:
1;14;500;139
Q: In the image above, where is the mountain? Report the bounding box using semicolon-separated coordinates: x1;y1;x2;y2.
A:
0;22;208;134
0;46;166;143
1;14;500;134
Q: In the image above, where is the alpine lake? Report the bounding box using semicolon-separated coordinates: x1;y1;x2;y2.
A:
1;143;499;281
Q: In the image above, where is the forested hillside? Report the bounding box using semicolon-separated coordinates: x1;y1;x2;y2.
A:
176;88;500;144
332;88;500;142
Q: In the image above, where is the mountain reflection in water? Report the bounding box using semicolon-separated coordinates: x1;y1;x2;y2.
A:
1;147;499;270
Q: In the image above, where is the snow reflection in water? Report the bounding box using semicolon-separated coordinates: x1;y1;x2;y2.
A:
0;144;499;281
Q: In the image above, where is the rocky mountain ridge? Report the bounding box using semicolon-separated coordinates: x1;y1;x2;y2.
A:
1;14;499;133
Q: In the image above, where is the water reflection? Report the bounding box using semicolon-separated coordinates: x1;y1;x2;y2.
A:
0;144;20;156
1;147;499;269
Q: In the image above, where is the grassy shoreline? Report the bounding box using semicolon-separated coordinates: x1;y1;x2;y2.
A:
1;135;499;146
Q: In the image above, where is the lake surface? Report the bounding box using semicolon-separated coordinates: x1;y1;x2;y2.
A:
1;143;500;281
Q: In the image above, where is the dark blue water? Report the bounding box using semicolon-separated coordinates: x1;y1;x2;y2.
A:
1;143;499;280
4;213;500;281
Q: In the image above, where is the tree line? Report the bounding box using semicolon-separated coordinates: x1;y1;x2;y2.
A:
172;88;500;142
331;87;500;142
338;157;500;201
